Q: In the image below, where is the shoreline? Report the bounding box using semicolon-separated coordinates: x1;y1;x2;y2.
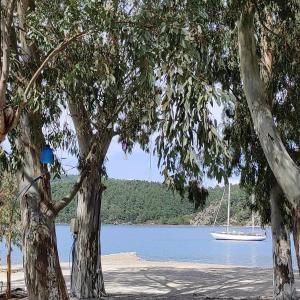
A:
1;251;273;270
56;222;269;228
1;251;273;271
1;252;299;299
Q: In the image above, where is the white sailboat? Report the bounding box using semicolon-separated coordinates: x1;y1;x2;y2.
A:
211;184;266;241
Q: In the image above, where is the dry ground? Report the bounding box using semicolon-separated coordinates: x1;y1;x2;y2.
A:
1;252;299;299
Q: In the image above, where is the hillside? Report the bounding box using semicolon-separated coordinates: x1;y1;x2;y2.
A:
52;177;254;225
190;184;255;226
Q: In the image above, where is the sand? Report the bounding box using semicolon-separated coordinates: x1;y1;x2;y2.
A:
1;252;299;299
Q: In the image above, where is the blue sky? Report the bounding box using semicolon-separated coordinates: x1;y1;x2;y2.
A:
105;137;236;187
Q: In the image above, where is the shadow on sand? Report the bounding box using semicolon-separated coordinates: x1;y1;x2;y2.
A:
66;266;285;299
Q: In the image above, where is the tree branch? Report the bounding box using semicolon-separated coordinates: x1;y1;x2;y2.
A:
52;168;88;214
53;141;98;214
24;30;91;101
14;29;94;122
0;27;95;143
67;95;93;156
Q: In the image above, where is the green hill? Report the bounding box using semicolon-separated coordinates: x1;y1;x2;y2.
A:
190;184;254;226
52;177;254;225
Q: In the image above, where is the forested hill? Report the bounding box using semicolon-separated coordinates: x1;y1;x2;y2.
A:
52;177;254;225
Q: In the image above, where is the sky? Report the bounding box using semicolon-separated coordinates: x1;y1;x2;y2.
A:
104;137;240;187
1;102;240;188
53;135;240;188
100;100;240;187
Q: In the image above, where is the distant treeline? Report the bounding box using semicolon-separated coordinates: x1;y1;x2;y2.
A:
53;177;253;225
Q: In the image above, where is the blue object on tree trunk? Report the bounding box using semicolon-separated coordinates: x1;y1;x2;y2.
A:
40;145;54;164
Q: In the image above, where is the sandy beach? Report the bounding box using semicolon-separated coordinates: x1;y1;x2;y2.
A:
1;252;299;299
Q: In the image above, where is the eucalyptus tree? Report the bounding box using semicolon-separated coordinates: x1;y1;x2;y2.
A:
8;2;81;298
28;1;159;297
142;1;299;298
65;21;159;300
236;4;300;285
1;1;110;299
0;0;16;143
0;172;19;298
222;4;300;296
1;1;69;297
220;3;299;297
237;1;300;212
0;0;88;144
222;94;298;298
206;2;299;297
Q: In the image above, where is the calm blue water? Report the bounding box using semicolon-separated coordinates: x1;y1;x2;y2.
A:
0;225;296;268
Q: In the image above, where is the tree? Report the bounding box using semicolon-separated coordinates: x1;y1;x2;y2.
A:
237;2;300;211
23;1;159;297
61;6;158;298
8;2;80;298
0;0;16;143
144;1;299;297
217;3;300;296
236;3;300;293
270;184;296;298
1;1;107;298
0;0;92;145
0;172;19;299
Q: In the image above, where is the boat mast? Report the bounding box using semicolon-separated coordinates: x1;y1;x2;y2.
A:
251;193;255;232
213;187;226;227
227;183;230;232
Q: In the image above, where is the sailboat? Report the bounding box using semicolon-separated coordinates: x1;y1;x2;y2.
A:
211;184;266;241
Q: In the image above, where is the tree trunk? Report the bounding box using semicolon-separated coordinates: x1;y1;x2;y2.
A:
270;183;296;299
22;208;68;300
70;172;106;298
237;5;300;210
0;0;16;143
6;245;11;299
292;207;300;275
68;97;113;298
6;222;12;299
18;113;69;300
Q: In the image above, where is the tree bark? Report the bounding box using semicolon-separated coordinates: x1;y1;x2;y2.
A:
6;243;11;299
270;183;296;299
292;207;300;275
5;207;13;299
68;98;112;298
22;209;68;300
14;1;69;296
237;5;300;210
70;172;106;298
0;0;16;143
18;113;68;300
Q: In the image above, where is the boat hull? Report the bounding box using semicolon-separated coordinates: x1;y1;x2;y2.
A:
211;232;266;241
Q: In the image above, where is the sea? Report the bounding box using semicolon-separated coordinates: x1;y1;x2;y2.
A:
0;224;296;268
